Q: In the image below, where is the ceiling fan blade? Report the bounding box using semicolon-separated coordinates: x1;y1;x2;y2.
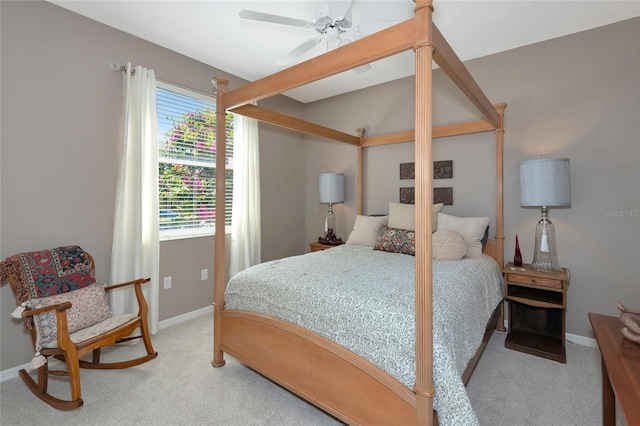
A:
276;38;322;65
239;10;313;28
334;0;355;27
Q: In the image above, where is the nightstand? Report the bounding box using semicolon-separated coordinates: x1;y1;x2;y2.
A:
309;242;342;252
503;262;570;363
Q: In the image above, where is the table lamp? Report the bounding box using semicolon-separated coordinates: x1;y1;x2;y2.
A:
318;172;344;244
520;158;571;272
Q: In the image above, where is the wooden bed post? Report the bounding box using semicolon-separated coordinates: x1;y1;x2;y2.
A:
212;76;229;368
494;103;507;268
413;1;435;425
494;103;507;331
356;128;365;216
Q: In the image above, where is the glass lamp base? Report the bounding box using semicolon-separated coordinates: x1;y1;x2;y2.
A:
318;204;343;244
531;210;562;273
324;205;336;236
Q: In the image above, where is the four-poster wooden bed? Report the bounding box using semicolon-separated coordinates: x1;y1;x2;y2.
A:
211;1;506;425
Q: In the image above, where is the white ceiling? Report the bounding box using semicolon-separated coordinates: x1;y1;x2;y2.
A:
50;0;639;104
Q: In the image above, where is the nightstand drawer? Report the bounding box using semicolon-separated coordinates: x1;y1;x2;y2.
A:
309;242;342;252
506;273;562;289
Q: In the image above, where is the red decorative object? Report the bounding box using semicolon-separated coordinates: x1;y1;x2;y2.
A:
514;234;523;267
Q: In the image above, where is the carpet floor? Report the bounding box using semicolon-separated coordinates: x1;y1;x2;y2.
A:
0;312;614;425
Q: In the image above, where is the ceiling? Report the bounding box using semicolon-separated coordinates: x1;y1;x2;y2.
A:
50;1;639;104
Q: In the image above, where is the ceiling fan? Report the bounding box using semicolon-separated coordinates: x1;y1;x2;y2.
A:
239;1;372;72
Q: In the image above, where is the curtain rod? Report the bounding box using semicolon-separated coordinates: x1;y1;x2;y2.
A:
112;63;215;98
112;63;135;76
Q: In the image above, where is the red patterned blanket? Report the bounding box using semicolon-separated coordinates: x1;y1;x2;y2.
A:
0;246;96;328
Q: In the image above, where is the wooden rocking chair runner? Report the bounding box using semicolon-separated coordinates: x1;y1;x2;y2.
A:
0;246;158;411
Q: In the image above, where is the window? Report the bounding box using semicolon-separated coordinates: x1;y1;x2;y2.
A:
157;82;233;238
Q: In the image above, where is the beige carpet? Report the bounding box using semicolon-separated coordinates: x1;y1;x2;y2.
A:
0;313;609;425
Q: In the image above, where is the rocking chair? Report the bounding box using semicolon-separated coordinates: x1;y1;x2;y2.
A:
0;245;158;410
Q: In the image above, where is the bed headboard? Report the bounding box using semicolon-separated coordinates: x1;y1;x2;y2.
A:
482;239;498;262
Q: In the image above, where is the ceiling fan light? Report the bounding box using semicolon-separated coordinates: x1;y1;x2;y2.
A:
326;26;340;43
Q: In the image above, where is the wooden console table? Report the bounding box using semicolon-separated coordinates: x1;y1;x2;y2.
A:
588;313;640;426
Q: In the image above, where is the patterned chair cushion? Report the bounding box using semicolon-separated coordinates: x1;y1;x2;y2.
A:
62;314;136;349
27;282;112;350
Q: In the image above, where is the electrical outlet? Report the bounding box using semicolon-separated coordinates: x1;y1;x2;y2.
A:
201;269;208;281
163;276;172;289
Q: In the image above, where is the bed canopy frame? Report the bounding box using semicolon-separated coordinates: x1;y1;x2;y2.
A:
211;1;506;424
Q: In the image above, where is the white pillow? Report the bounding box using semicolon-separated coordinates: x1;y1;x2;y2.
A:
388;202;444;231
346;215;389;247
436;212;489;258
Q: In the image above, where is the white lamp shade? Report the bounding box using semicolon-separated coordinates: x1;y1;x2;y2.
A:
319;173;344;204
520;158;571;207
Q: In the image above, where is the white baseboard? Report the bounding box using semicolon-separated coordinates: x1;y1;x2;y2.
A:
0;363;28;383
503;320;598;348
1;305;214;383
566;332;597;348
158;305;212;330
0;357;64;383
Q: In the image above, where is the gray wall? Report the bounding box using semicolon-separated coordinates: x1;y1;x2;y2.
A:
0;1;305;371
304;18;640;339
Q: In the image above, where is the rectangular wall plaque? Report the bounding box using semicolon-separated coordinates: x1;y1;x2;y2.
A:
401;161;453;180
434;160;453;179
399;187;415;204
399;162;415;180
400;187;453;205
434;187;453;205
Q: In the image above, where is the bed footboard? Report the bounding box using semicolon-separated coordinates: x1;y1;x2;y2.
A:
219;310;417;425
218;301;502;425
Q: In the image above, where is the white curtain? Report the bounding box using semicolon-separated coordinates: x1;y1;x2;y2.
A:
110;63;160;334
229;114;261;277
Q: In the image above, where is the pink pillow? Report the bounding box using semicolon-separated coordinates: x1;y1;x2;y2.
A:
27;282;112;349
432;229;467;260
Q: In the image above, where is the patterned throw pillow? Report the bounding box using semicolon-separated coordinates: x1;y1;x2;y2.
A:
27;282;112;349
374;226;416;256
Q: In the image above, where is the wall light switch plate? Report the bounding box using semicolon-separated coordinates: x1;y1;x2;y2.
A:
201;269;208;281
163;276;172;289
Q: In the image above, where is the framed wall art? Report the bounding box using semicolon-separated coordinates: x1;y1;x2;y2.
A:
434;187;453;205
400;162;415;180
433;160;453;179
400;187;453;205
399;187;415;204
